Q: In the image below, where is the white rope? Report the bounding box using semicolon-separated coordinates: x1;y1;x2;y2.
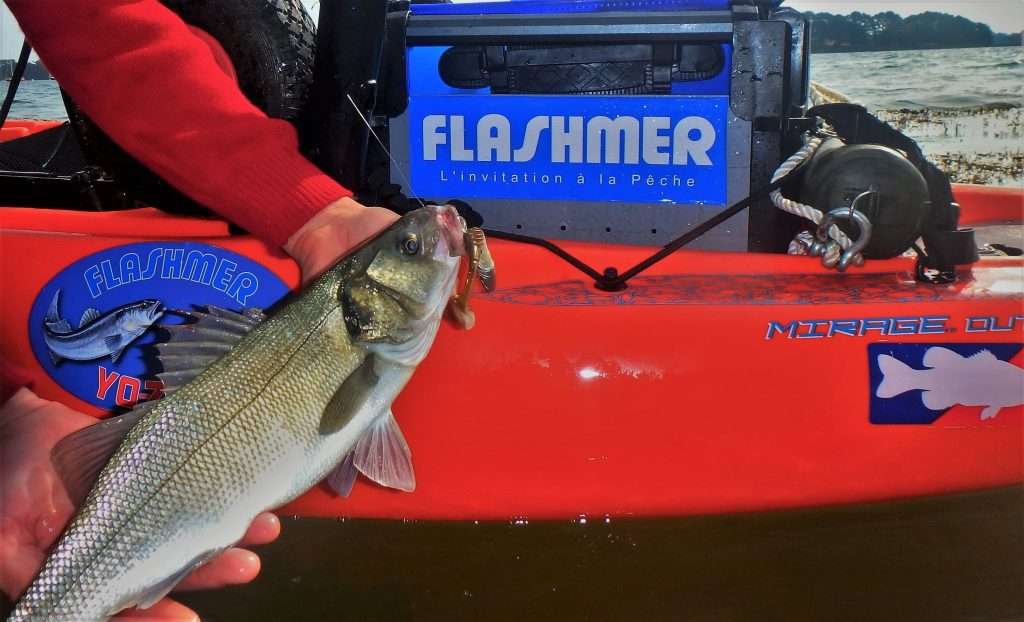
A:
770;132;855;254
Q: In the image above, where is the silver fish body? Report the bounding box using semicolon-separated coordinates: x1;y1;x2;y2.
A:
10;206;466;621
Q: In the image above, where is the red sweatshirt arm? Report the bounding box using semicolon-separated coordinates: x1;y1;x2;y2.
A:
8;0;350;247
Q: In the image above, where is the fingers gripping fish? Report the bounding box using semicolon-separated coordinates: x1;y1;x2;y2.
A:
10;205;486;622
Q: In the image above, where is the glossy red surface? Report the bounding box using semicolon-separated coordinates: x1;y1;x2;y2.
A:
1;184;1021;520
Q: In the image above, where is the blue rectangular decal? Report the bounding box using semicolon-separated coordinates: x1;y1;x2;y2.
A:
868;342;1023;425
408;95;729;204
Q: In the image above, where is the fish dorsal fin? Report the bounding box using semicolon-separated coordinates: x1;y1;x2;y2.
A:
354;410;415;492
79;308;101;327
320;354;379;435
969;349;998;363
155;306;263;395
326;452;359;498
51;405;153;506
923;347;962;369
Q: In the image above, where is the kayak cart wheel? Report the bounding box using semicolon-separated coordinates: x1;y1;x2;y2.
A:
62;0;316;215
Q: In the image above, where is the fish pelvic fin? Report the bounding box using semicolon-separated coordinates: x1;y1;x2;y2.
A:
47;348;63;366
876;354;919;399
326;452;359;498
354;409;416;493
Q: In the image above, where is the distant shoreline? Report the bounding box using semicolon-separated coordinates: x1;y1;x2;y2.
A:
813;44;1022;55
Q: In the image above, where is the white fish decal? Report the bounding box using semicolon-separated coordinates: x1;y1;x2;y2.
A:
42;289;164;364
876;346;1024;420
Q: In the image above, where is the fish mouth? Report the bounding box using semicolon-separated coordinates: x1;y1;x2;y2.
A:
435;204;468;259
143;300;165;322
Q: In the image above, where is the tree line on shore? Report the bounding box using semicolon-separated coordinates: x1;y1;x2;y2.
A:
807;11;1021;53
0;59;51;80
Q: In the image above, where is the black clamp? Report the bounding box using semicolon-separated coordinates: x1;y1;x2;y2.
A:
71;166;107;212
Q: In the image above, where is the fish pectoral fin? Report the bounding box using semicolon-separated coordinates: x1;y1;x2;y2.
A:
354;409;416;493
319;354;379;435
104;334;123;351
133;549;220;610
51;407;148;506
326;452;359;498
79;307;102;328
980;405;1001;420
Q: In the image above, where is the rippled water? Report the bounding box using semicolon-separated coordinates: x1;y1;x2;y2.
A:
811;47;1022;186
0;80;63;120
811;46;1023;111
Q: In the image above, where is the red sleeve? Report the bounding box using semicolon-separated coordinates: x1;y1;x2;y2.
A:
7;0;351;247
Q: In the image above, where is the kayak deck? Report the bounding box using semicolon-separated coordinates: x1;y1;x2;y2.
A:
1;184;1021;520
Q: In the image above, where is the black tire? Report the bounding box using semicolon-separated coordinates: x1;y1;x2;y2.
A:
63;0;316;214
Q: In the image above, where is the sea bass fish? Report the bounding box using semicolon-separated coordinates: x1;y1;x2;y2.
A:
42;290;164;364
11;205;473;621
877;346;1024;420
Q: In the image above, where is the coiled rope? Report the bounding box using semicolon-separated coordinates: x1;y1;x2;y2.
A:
770;131;854;266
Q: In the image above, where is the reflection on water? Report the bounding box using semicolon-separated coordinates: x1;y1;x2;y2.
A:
180;487;1023;621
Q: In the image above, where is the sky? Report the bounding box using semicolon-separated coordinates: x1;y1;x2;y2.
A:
2;0;1021;60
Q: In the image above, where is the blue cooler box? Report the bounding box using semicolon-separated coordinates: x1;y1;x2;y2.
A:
381;0;809;249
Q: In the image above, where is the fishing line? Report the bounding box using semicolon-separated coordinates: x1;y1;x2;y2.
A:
346;93;427;210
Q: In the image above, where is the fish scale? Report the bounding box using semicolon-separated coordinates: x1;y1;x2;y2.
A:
10;206;468;621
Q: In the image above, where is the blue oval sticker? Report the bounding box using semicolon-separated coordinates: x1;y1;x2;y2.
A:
28;242;291;410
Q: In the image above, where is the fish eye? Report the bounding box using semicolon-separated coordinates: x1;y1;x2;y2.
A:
400;234;420;256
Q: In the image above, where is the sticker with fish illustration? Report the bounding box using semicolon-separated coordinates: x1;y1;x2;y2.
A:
868;343;1024;425
29;242;289;410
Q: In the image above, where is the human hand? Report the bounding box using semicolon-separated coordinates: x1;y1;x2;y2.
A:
283;196;400;284
0;388;281;621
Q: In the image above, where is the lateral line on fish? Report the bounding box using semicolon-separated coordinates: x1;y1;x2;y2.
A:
50;304;347;610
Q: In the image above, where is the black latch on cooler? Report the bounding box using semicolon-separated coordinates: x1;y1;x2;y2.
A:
438;43;725;95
